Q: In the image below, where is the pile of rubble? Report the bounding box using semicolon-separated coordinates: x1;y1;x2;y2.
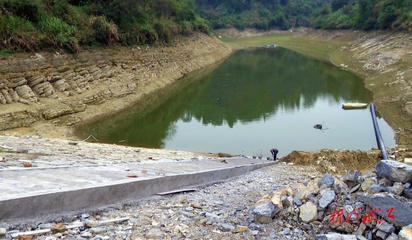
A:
250;159;412;240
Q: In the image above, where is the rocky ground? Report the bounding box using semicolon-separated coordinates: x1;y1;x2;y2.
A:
248;159;412;240
0;133;411;240
0;163;318;240
2;156;411;240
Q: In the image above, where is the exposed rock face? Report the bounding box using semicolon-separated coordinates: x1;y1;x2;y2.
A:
376;160;412;183
14;85;38;103
0;33;231;132
0;111;40;130
42;102;86;120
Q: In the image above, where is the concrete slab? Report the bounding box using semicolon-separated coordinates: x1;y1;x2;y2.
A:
0;157;275;222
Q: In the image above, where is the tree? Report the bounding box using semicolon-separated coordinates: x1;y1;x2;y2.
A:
378;3;397;28
331;0;347;11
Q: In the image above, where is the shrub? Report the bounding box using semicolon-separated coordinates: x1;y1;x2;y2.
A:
180;21;193;35
138;24;158;44
193;15;209;32
0;15;38;51
378;4;397;29
91;16;120;45
154;19;173;43
38;14;78;52
2;0;43;22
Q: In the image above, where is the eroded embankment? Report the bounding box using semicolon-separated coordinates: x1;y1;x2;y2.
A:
0;33;231;138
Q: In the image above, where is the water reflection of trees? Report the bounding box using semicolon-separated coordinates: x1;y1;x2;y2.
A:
189;48;370;127
82;48;372;148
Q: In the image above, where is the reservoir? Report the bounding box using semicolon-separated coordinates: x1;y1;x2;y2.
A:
78;48;395;157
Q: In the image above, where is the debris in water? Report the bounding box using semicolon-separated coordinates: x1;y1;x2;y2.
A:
314;124;323;130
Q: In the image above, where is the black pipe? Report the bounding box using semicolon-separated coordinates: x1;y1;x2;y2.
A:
370;103;389;160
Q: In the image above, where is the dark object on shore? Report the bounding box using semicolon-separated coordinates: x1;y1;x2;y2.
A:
270;148;279;160
314;124;323;130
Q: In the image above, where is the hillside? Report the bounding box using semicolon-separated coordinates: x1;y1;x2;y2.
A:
1;0;411;54
0;0;208;53
195;0;412;31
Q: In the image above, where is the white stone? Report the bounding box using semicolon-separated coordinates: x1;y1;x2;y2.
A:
299;201;317;223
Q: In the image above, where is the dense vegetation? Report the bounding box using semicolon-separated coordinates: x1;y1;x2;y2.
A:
311;0;412;30
1;0;411;53
195;0;412;31
195;0;325;30
0;0;208;52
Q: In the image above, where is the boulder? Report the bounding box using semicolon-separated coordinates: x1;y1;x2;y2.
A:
53;79;70;92
7;77;27;88
389;182;405;195
377;220;395;233
387;233;399;240
32;82;55;97
399;224;412;240
319;173;335;188
15;85;38;102
299;201;317;223
27;76;45;87
344;170;361;188
251;201;279;224
359;193;412;227
376;160;412;183
319;189;335;209
377;230;389;239
361;178;376;191
296;180;319;200
368;184;389;193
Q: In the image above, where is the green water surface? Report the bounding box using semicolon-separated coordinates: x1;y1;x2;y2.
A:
78;48;395;157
